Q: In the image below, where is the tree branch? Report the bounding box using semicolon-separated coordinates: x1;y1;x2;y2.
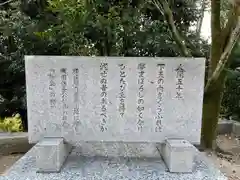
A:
0;54;8;59
205;18;240;93
0;0;15;6
220;6;238;51
211;0;221;34
151;0;164;15
179;31;204;56
196;0;207;37
152;0;192;57
208;0;222;78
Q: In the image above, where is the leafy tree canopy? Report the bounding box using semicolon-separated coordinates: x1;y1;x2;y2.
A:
0;0;209;130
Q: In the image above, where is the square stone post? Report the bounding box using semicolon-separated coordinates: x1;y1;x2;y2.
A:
35;138;72;172
158;139;195;173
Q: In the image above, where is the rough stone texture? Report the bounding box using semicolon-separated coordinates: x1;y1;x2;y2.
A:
25;56;205;145
35;138;72;172
3;145;227;180
74;142;161;157
232;122;240;137
161;139;195;173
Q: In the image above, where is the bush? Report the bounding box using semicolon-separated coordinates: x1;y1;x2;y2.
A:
0;113;23;132
221;42;240;121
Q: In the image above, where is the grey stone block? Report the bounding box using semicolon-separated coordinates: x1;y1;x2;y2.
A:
35;138;72;172
232;122;240;137
217;119;233;134
161;139;195;173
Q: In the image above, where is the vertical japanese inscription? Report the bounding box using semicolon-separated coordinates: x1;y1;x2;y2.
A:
118;64;127;117
73;68;80;123
155;64;165;132
60;68;68;127
175;64;185;99
48;69;56;108
137;63;146;131
100;63;108;132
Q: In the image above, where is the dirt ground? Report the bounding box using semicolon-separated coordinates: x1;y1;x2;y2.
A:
0;134;239;179
0;154;22;175
211;134;240;180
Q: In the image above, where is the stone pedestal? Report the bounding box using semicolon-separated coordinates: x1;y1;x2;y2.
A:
35;138;72;172
5;144;227;180
160;139;195;173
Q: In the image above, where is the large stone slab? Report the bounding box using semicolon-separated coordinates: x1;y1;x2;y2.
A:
25;56;205;144
4;145;227;180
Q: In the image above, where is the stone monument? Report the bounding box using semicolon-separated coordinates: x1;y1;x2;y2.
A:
3;56;227;180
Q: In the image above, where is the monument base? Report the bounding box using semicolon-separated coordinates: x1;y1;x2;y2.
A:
4;143;226;180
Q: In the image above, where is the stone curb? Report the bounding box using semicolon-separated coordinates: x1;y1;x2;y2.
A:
0;132;33;156
232;121;240;137
0;132;28;140
217;119;240;136
217;120;235;135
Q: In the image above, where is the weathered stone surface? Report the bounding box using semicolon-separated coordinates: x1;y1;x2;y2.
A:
25;56;205;144
75;142;160;157
161;139;195;173
35;138;72;172
4;146;227;180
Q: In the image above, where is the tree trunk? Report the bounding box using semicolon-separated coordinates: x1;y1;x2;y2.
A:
201;0;222;148
153;0;240;149
201;2;240;148
201;72;226;148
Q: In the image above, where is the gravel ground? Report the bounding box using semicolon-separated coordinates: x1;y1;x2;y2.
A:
0;134;239;179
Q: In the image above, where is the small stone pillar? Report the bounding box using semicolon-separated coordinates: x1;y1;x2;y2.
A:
160;139;195;173
35;138;72;172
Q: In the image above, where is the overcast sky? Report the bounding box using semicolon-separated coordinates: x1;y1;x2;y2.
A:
201;11;211;41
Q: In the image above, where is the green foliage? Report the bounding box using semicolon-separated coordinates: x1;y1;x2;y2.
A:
40;0;208;56
0;0;209;130
221;42;240;120
0;113;23;132
0;0;61;128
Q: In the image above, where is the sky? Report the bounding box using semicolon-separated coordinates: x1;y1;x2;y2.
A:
201;11;211;41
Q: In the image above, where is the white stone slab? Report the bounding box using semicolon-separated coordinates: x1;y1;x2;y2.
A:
25;56;205;144
5;146;227;180
35;138;72;172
